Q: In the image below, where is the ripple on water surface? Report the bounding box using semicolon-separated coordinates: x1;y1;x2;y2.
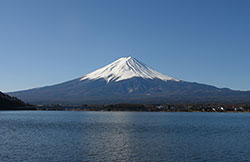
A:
0;111;250;162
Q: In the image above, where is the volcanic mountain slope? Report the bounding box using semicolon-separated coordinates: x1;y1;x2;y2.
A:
80;56;179;82
0;91;26;109
9;57;250;104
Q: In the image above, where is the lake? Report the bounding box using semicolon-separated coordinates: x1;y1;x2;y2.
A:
0;111;250;162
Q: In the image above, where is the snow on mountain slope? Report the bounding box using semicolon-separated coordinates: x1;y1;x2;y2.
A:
80;56;179;83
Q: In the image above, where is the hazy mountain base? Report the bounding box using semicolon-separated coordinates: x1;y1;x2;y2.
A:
9;78;250;105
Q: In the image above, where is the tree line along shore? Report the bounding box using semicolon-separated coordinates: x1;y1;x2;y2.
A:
34;103;250;112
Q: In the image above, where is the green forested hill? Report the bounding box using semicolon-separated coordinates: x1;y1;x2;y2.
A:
0;91;27;109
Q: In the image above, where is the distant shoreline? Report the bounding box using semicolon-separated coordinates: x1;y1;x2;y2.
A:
35;109;250;113
2;103;250;112
1;108;250;113
1;109;250;113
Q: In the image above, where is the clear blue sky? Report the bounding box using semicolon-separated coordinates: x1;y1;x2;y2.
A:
1;0;250;92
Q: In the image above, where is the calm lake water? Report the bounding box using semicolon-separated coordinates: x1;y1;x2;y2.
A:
0;111;250;162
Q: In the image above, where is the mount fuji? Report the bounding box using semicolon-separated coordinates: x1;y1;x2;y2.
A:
9;57;250;104
80;56;179;82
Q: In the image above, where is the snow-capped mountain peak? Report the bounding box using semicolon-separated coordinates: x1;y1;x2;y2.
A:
80;56;179;82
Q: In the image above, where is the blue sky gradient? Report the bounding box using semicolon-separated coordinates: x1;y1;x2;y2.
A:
1;0;250;92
